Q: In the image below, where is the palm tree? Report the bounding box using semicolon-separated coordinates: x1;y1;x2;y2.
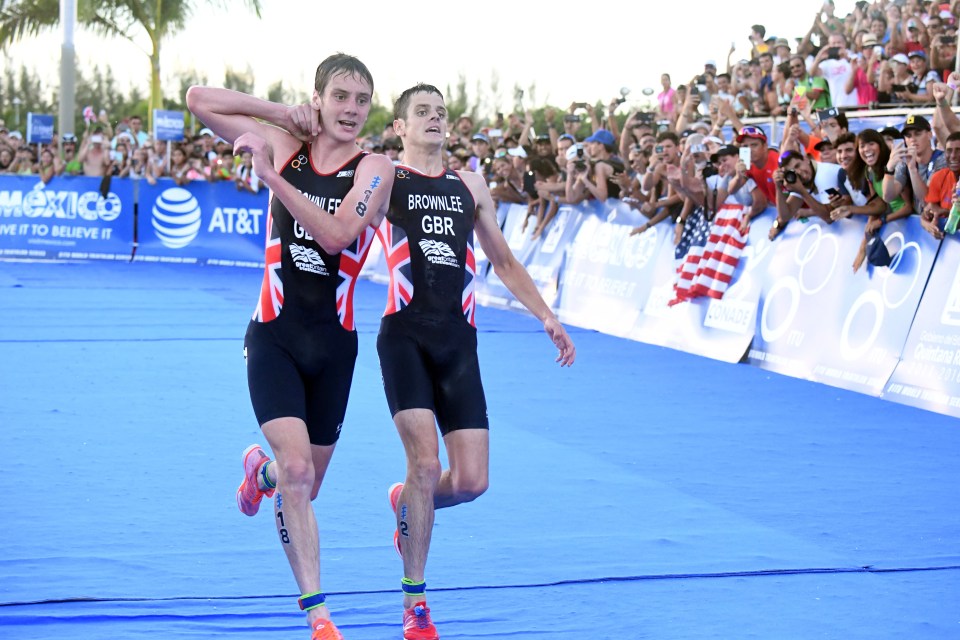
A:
0;0;262;127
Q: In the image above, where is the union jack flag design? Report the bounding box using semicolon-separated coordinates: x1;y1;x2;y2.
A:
336;225;376;330
253;212;284;321
376;219;414;316
462;234;477;326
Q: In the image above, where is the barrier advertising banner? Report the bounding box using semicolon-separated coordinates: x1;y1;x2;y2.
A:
26;113;55;145
134;180;268;266
476;203;542;309
884;238;960;417
631;208;780;363
153;110;185;142
556;205;665;337
747;216;937;396
0;175;134;260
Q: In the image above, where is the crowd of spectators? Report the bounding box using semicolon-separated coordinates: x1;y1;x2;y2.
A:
0;111;263;193
1;0;958;263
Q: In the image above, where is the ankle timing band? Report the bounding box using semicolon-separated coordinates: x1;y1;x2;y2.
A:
401;578;426;596
298;591;326;611
260;461;276;489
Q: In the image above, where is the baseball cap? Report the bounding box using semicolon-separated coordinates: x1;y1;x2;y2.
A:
891;53;910;65
709;145;739;163
705;59;718;68
9;130;22;140
907;49;926;59
61;133;77;143
507;146;527;158
584;129;616;147
901;114;931;134
814;138;834;151
735;125;767;143
565;144;584;162
471;133;490;144
880;126;903;140
198;127;214;137
535;134;551;143
558;133;576;143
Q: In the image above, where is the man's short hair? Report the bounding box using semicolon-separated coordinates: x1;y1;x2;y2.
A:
656;131;679;145
314;52;374;95
834;132;856;147
716;73;731;82
393;83;444;121
752;24;766;38
946;131;960;145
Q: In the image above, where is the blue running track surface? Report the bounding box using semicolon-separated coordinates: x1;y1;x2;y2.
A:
0;261;957;639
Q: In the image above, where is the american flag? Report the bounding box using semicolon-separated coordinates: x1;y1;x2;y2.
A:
253;213;284;321
670;206;711;307
336;226;376;330
687;203;748;300
462;234;476;326
376;219;413;315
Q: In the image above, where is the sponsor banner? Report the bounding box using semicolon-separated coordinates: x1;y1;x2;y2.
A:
0;175;133;260
884;238;960;417
520;204;587;309
556;205;665;337
134;179;267;266
747;215;936;396
26;113;55;145
153;110;185;142
630;207;779;363
476;203;540;309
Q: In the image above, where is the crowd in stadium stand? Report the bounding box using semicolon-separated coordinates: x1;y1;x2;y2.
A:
1;0;958;276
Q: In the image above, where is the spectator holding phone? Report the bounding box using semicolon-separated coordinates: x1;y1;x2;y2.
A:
881;114;945;214
830;129;910;271
894;51;939;102
768;149;850;240
569;129;624;203
930;33;957;81
921;131;960;240
877;53;914;102
791;54;831;110
55;133;82;177
736;126;779;204
811;33;859;107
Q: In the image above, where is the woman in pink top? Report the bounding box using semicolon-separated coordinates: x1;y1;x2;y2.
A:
657;73;677;118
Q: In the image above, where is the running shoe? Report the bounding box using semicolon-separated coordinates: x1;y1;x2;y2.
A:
311;618;344;640
236;444;274;516
403;601;439;640
389;482;404;557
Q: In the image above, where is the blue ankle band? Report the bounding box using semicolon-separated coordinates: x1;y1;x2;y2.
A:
401;578;426;595
298;591;326;611
260;461;276;489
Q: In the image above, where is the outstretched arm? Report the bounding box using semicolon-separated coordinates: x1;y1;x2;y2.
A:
234;132;394;254
463;171;576;367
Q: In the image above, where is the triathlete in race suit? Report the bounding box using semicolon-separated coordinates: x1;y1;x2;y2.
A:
244;145;376;445
376;165;489;434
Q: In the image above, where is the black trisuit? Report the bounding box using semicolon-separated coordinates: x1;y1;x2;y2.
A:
244;146;376;445
375;165;489;435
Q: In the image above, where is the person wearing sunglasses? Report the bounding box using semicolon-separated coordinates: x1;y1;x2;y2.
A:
768;149;851;240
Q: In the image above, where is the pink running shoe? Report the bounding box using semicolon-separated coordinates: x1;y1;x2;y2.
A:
389;482;404;557
403;601;439;640
311;618;344;640
236;444;274;517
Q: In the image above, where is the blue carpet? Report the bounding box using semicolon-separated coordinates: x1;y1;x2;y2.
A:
0;261;957;639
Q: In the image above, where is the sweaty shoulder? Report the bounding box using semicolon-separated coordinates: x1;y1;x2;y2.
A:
457;169;486;194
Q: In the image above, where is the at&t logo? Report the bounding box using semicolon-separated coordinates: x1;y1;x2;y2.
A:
152;188;201;249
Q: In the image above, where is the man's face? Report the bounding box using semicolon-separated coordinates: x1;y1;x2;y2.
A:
828;34;845;49
759;55;773;72
447;154;463;171
719;153;738;175
130;117;142;133
742;137;766;164
639;134;656;152
785;157;814;185
659;139;679;162
871;19;886;38
535;140;552;156
789;58;806;79
945;140;960;172
472;139;490;157
586;140;604;157
717;76;730;92
776;44;791;59
556;139;572;167
820;118;843;142
819;144;837;164
314;72;372;143
904;128;930;150
909;56;926;74
457;118;472;135
835;141;856;169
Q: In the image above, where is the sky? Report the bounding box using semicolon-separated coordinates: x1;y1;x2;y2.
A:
2;0;858;120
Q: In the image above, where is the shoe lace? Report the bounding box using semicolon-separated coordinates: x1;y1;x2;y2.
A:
413;604;431;630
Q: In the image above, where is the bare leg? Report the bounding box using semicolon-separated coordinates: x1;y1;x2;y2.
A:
434;428;489;509
393;408;441;609
262;417;336;626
